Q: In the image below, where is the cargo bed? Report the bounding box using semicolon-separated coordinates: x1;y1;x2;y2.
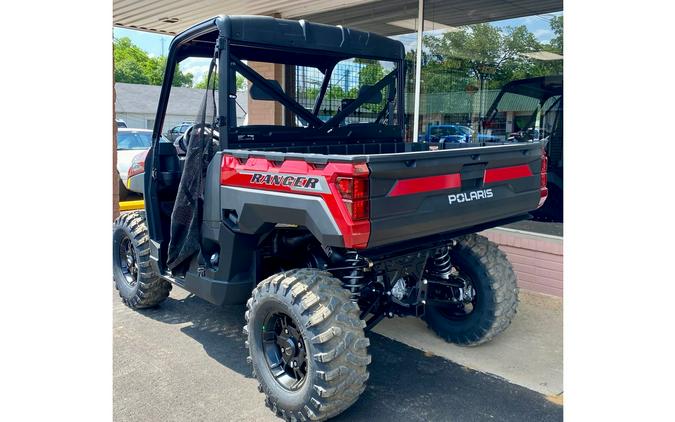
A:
223;141;546;249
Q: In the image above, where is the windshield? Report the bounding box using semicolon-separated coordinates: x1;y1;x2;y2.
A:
456;126;472;136
117;131;153;150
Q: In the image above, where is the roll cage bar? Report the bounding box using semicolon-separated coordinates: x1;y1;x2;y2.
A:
144;15;406;245
230;55;324;128
483;75;563;123
150;16;406;151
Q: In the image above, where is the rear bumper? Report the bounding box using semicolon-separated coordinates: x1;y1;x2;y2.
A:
368;187;540;248
362;213;531;259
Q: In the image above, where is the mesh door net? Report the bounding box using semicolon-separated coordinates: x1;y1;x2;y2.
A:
167;56;218;273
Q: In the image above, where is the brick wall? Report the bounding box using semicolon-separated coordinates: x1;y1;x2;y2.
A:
482;228;563;297
247;61;283;125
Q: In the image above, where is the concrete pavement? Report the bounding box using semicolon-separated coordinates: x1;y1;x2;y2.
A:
373;290;563;396
114;286;562;421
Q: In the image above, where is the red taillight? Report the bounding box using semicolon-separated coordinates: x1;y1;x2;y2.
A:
538;152;549;208
336;177;368;200
336;177;353;198
127;150;148;179
336;169;369;221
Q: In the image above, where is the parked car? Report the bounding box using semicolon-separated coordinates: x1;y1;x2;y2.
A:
117;128;171;200
419;124;467;143
126;137;181;196
455;125;505;142
420;123;503;144
125;150;148;196
173;123;218;156
115;119;127;128
126;125;217;197
164;122;193;142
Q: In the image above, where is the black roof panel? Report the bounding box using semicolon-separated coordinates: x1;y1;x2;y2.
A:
175;15;405;62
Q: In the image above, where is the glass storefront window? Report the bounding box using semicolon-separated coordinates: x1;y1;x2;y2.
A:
415;8;563;146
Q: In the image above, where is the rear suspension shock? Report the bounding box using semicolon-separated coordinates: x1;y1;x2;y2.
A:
342;250;367;301
427;246;453;280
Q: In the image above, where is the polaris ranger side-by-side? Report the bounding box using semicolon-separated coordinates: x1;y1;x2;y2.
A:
483;75;562;222
113;16;548;421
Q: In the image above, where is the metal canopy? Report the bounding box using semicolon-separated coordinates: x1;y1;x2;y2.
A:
114;0;562;36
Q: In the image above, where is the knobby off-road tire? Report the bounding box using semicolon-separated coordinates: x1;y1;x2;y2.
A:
424;234;519;346
244;269;371;421
112;211;171;309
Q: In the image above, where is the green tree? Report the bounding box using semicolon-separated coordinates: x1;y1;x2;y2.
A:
113;37;194;87
423;23;541;91
526;16;563;78
114;38;151;85
405;18;562;125
417;18;563;94
355;61;387;112
327;85;345;100
358;61;385;86
194;73;246;90
548;16;563;53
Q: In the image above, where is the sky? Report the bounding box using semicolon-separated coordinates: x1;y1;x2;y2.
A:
392;12;563;51
113;11;562;85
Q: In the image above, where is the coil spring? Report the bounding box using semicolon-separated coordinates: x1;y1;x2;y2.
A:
429;246;453;280
342;250;366;301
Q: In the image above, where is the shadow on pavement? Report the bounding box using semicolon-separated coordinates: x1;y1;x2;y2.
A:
138;293;251;378
137;293;562;422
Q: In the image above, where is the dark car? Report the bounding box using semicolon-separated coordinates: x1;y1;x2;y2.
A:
421;124;467;143
420;124;504;144
164;123;192;142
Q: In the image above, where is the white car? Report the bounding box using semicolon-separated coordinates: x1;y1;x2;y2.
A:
117;129;155;200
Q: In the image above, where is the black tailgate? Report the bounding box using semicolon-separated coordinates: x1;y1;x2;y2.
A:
366;142;543;248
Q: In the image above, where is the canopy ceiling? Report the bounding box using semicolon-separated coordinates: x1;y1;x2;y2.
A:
114;0;562;36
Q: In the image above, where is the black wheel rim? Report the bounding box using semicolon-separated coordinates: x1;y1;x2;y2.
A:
437;272;477;321
118;236;138;288
261;310;307;391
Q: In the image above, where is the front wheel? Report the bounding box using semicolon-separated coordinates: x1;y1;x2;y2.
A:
113;211;171;309
244;269;371;421
423;234;519;346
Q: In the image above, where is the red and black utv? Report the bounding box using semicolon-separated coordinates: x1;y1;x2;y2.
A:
113;15;548;421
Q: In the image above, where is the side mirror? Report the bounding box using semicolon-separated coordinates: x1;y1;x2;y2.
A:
357;85;383;104
250;79;283;101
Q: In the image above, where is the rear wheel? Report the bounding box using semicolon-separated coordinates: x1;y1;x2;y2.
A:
244;269;371;421
423;234;518;346
112;211;171;309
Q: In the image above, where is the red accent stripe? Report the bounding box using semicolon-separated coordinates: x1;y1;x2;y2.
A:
220;154;370;249
483;165;533;184
389;174;461;197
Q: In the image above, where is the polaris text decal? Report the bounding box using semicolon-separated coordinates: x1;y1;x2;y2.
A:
448;189;494;205
244;171;330;194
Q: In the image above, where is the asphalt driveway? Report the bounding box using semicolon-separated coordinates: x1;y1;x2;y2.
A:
114;286;562;422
